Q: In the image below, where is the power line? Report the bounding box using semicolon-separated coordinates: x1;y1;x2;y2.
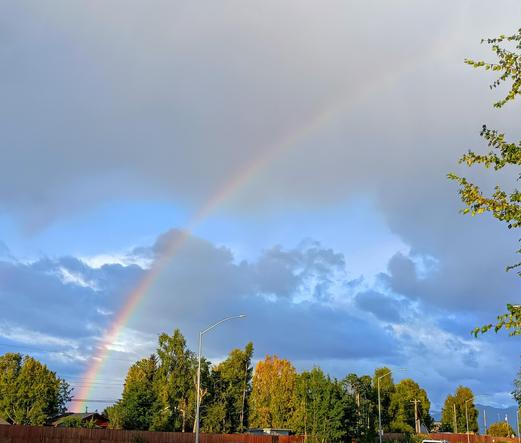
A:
61;373;126;382
68;399;117;403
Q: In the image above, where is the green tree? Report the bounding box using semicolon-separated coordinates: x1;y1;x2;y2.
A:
448;27;521;336
389;379;432;434
292;368;346;443
106;328;214;432
0;353;71;425
514;365;521;405
250;355;297;429
341;373;377;441
59;415;98;428
151;329;199;432
109;355;159;430
488;421;516;437
202;342;254;433
373;367;395;432
440;386;478;433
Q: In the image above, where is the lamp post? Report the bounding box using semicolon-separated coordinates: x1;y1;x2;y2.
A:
465;398;473;443
517;408;521;443
195;315;246;443
377;369;406;443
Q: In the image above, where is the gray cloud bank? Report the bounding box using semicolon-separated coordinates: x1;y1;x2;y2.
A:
0;1;519;221
1;1;519;313
0;230;518;409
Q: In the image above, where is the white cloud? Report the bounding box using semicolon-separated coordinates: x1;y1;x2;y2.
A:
81;253;153;270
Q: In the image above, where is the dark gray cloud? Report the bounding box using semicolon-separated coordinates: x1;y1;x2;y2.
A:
0;1;518;226
0;255;144;340
378;235;518;315
355;290;404;323
0;230;518;410
1;1;518;326
0;1;518;316
253;241;345;299
131;230;390;362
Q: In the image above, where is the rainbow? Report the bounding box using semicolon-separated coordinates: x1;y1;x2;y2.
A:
74;39;450;410
74;99;340;411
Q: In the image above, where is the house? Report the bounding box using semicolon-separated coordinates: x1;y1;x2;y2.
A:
248;428;293;436
50;412;109;428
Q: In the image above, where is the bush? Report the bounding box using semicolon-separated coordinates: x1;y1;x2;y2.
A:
488;421;515;437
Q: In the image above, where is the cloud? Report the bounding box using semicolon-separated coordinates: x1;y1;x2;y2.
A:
0;230;518;410
1;2;519;316
355;290;405;323
0;255;143;340
0;1;518;227
1;1;518;326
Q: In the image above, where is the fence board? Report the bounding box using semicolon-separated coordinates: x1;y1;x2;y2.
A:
0;426;301;443
429;433;520;443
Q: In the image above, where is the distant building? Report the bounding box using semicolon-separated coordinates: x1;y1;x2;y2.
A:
248;428;293;436
50;412;109;428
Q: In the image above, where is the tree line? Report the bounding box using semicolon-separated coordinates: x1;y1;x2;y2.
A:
98;329;488;441
104;329;439;442
1;328;520;442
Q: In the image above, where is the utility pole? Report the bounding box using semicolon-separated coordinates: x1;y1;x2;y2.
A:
516;408;521;443
378;372;390;443
356;392;361;433
453;403;458;434
465;398;473;443
483;409;487;435
239;360;248;432
411;399;421;434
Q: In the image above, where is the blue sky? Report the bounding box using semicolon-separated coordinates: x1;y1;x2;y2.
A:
0;0;520;415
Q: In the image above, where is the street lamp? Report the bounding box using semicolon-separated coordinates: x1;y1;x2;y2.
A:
377;369;406;443
195;315;246;443
465;398;473;443
516;408;521;443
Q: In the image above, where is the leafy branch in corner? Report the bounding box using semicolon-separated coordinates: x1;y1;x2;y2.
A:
448;28;521;336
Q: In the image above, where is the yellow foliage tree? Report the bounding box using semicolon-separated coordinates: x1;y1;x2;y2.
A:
249;355;297;429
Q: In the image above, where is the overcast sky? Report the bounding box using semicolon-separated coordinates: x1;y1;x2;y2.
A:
1;0;520;415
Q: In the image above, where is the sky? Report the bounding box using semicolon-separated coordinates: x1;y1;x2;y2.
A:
0;0;520;416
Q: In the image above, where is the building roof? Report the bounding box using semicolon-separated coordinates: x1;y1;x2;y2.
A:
248;428;293;435
50;412;108;427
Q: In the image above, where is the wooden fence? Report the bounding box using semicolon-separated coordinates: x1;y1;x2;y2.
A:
0;425;304;443
428;433;520;443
